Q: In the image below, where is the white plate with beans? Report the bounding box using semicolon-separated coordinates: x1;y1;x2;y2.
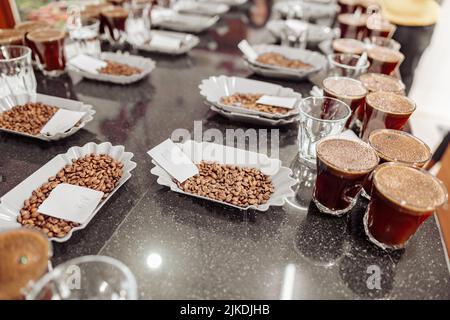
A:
128;30;200;55
67;52;156;85
0;93;95;141
199;75;301;119
150;140;296;211
0;142;137;242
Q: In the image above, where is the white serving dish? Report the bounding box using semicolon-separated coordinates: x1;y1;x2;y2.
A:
208;103;300;126
0;93;95;141
266;19;335;44
198;0;248;6
174;1;229;16
67;52;155;84
273;1;338;20
150;140;296;211
199;75;301;119
152;9;219;33
128;30;199;55
0;142;136;242
245;44;326;80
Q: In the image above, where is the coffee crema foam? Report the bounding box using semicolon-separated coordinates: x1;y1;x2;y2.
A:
332;38;365;54
27;29;65;43
359;73;405;93
369;130;431;164
323;77;367;98
374;165;447;212
338;13;369;26
368;46;404;63
317;139;378;173
366;92;415;114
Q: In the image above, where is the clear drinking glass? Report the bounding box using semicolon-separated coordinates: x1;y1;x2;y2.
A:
26;255;138;300
126;0;153;33
280;22;308;49
365;36;401;51
297;96;351;165
327;53;370;78
67;5;101;56
0;45;37;98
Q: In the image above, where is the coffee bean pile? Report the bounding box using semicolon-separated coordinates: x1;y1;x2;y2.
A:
97;60;142;76
17;154;124;238
256;52;313;70
0;103;58;135
221;93;290;114
176;161;274;207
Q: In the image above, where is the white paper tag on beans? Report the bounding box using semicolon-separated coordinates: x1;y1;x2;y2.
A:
256;95;297;109
40;109;86;135
150;34;182;50
37;183;104;224
68;54;107;74
147;139;199;183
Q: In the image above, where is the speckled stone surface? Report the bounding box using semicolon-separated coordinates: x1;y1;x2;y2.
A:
0;9;449;299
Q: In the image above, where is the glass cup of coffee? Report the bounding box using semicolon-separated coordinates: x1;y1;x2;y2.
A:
26;28;66;77
365;36;401;51
361;91;416;141
361;129;432;200
0;45;37;97
337;13;369;40
366;14;396;39
364;162;448;250
332;38;366;55
100;7;129;44
313;137;379;216
367;45;404;75
297;97;351;165
337;0;360;14
0;29;24;46
327;53;370;78
14;21;50;62
322;76;367;128
354;72;406;127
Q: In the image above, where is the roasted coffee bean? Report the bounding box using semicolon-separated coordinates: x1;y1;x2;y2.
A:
0;102;58;135
176;161;274;208
220;93;291;114
17;154;124;239
97;60;142;76
256;52;313;70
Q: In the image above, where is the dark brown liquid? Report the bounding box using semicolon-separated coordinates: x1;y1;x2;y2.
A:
332;38;365;55
27;29;66;72
101;8;128;41
314;139;378;211
338;14;368;40
367;165;446;247
0;29;24;45
368;46;404;75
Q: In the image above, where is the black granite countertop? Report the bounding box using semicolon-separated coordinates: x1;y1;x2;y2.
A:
0;6;449;299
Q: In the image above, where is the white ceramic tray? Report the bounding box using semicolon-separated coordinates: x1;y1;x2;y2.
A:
150;140;296;211
273;1;338;20
128;30;199;55
208;102;299;126
199;75;301;119
266;19;335;44
152;9;219;33
174;1;229;16
0;142;136;242
67;52;155;84
244;44;326;80
198;0;248;6
0;93;95;141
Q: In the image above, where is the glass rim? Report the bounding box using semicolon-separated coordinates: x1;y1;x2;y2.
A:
322;75;368;99
367;45;405;62
368;129;432;165
0;45;32;62
366;91;416;116
26;28;66;43
358;72;406;93
365;36;401;48
327;53;371;70
316;136;380;174
299;96;352;123
372;162;449;213
25;255;138;300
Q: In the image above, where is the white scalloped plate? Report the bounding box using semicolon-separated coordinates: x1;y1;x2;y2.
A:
152;9;219;33
0;142;137;242
174;1;229;16
244;44;327;80
273;1;338;20
128;30;200;55
67;52;155;84
0;93;95;141
266;20;335;44
199;75;301;119
150;140;296;211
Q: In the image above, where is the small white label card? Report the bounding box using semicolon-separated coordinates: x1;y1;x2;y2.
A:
40;109;86;135
68;54;107;74
149;34;182;50
37;183;104;224
147;139;199;183
237;39;258;61
256;95;297;109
